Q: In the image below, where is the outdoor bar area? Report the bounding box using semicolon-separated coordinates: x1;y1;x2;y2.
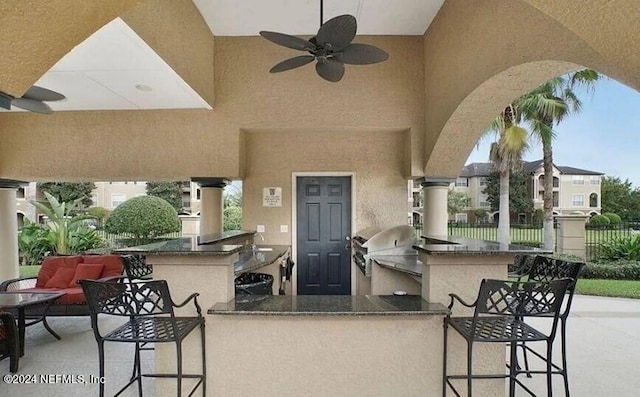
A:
117;225;548;396
2;1;636;396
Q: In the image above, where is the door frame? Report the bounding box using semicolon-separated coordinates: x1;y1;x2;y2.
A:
291;172;356;295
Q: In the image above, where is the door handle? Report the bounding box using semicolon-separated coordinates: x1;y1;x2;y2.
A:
345;236;351;250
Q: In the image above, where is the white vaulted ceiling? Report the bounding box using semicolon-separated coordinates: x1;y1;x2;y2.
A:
194;0;444;36
3;1;444;113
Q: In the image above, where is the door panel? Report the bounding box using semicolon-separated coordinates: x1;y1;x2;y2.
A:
297;176;351;295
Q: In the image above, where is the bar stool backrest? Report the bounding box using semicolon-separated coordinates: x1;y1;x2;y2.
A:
475;278;571;318
527;256;585;317
81;279;175;318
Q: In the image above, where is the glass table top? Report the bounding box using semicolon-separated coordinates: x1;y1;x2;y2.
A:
0;292;64;308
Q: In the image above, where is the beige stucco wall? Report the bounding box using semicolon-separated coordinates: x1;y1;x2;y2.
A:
422;0;640;178
0;36;425;181
241;128;410;245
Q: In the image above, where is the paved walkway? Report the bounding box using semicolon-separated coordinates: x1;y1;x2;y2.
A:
1;295;639;396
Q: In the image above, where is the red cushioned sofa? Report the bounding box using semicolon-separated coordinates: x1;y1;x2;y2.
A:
0;255;127;316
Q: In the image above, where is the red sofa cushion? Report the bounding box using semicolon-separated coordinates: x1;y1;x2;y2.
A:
82;255;123;278
69;263;104;287
36;256;83;288
44;267;76;289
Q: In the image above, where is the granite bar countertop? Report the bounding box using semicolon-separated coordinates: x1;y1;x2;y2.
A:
372;254;422;277
115;237;244;256
414;235;552;255
209;295;448;316
198;230;256;245
234;245;290;275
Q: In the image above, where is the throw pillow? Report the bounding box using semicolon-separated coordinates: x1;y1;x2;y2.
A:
44;267;76;289
69;263;105;287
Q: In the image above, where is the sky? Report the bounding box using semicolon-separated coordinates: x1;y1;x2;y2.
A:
465;77;640;187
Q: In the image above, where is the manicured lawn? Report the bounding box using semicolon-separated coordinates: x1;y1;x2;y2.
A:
19;265;41;278
576;279;640;299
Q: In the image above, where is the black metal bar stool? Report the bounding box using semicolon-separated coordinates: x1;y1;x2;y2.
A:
443;278;571;397
81;279;206;397
515;256;585;396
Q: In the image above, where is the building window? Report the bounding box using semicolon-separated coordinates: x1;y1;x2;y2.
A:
91;194;98;206
572;194;584;207
196;189;201;200
454;213;467;223
572;176;585;185
16;187;25;199
590;176;600;185
590;193;598;207
553;192;559;207
111;194;126;208
479;177;489;186
455;178;468;187
479;201;490;208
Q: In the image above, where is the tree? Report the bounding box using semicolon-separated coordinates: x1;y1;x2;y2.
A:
146;182;183;211
488;104;530;245
518;69;599;249
30;191;103;254
224;206;242;231
104;196;181;245
37;182;96;209
483;168;534;217
601;176;640;221
447;190;471;216
87;206;109;227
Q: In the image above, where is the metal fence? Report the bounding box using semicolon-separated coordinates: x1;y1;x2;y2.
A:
95;229;183;248
411;222;548;248
584;222;638;260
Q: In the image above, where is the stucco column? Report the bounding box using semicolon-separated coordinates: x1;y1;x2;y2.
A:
0;180;26;281
420;179;451;237
192;177;229;236
556;215;588;258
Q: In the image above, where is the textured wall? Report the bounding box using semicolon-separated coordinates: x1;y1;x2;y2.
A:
208;315;444;397
422;0;640;178
242;128;410;245
0;0;140;96
0;36;425;181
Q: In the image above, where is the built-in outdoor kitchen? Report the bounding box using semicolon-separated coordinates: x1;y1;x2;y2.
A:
116;223;548;396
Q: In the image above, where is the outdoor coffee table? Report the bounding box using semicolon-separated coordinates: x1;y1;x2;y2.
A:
0;291;64;356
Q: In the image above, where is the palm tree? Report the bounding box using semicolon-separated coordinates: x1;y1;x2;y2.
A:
489;105;529;245
519;69;599;249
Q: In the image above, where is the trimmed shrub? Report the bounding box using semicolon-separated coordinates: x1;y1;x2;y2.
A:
602;212;622;226
588;214;610;228
582;262;640;280
105;196;180;245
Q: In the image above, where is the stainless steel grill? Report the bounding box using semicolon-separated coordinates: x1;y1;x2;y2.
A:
352;225;417;276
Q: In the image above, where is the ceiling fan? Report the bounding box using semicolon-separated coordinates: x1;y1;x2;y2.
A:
259;0;389;82
0;85;66;114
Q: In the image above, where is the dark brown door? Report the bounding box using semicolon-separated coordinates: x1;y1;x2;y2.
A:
296;176;351;295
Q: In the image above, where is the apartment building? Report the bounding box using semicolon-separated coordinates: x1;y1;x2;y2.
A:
410;160;603;224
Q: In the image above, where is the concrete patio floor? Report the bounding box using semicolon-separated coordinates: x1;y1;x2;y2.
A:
1;295;639;396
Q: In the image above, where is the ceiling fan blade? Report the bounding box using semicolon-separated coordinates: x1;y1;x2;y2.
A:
259;31;316;51
336;43;389;65
316;15;357;51
270;55;315;73
22;85;65;102
11;98;53;114
315;59;345;82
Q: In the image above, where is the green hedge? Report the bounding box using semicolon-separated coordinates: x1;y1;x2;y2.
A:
582;262;640;280
512;240;543;248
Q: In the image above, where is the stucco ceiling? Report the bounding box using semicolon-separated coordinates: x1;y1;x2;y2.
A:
2;1;444;113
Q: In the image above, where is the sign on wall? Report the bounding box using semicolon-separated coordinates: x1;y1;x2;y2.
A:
263;187;282;207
